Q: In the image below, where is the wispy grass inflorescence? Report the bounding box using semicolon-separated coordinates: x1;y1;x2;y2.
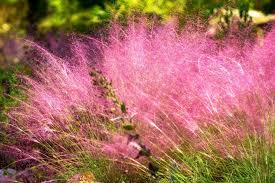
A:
6;40;149;182
102;21;274;180
4;21;274;182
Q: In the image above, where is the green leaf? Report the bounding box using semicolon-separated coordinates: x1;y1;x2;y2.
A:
123;124;135;131
120;102;127;113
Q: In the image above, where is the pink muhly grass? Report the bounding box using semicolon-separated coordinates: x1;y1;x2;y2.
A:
11;47;103;137
102;22;275;155
7;39;141;174
5;22;274;179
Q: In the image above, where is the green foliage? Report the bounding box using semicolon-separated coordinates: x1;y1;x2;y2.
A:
0;0;274;33
123;123;135;131
185;0;227;18
0;0;21;5
0;0;28;35
108;0;187;20
58;153;128;182
38;0;110;32
34;133;151;182
0;65;28;122
154;134;275;183
120;102;127;113
236;0;252;22
253;0;275;14
185;0;253;19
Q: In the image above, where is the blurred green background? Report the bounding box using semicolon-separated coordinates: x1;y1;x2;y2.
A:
0;0;274;64
0;0;274;122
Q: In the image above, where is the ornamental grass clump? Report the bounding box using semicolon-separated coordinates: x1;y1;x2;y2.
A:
103;22;273;146
4;21;274;182
6;41;150;182
102;22;274;180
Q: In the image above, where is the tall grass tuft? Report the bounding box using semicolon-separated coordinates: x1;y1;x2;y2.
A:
102;22;274;181
4;21;274;182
